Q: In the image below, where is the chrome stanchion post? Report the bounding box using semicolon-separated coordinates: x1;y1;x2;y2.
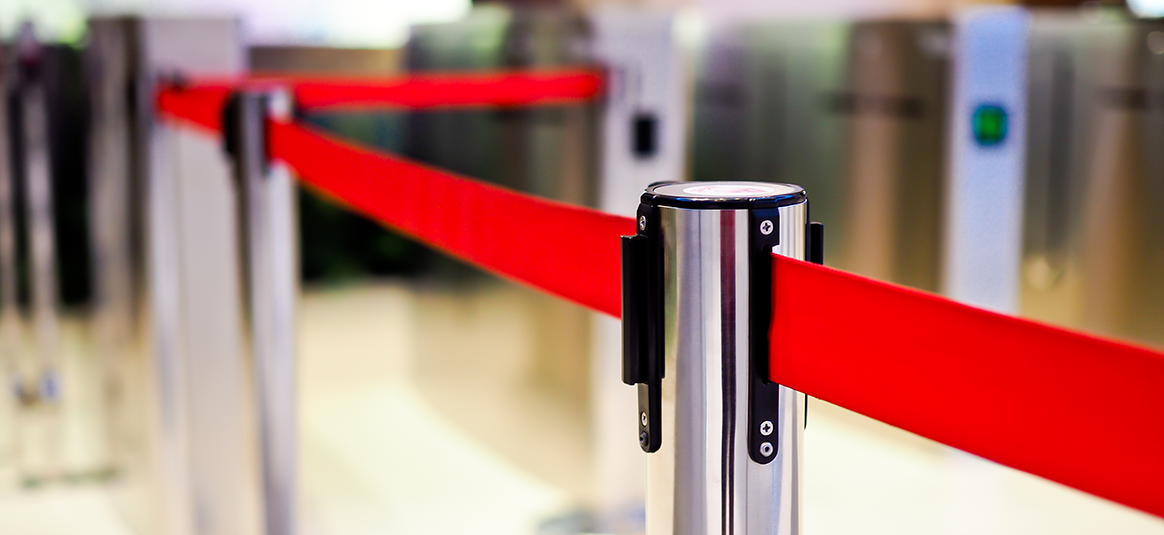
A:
0;44;20;485
13;22;62;484
622;182;822;535
226;88;299;535
88;16;257;534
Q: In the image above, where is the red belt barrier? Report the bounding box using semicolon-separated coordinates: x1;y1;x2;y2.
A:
156;83;232;132
155;80;1164;520
155;69;603;127
268;121;632;316
291;69;605;111
156;75;623;314
772;256;1164;518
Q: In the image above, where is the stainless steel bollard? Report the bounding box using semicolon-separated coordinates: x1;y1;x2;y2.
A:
622;182;821;535
226;89;299;535
12;25;63;483
0;44;19;485
87;16;260;535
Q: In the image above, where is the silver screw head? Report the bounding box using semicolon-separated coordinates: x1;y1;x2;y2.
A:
759;420;774;436
760;220;774;235
639;215;647;231
641;411;648;427
760;442;774;457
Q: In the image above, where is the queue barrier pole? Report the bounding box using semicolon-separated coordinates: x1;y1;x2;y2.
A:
621;182;823;535
11;30;63;484
225;88;299;535
0;39;19;482
92;16;260;535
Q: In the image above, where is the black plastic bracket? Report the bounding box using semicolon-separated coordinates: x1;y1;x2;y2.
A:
621;202;662;453
808;222;825;266
803;221;825;430
623;193;823;457
747;208;782;464
221;91;245;165
222;91;279;179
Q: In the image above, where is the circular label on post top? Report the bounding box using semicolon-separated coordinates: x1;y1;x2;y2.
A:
682;184;778;197
646;182;803;208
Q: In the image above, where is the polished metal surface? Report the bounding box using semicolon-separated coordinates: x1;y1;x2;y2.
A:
1016;12;1105;322
88;17;262;535
0;48;19;478
88;19;164;532
840;22;949;292
86;18;146;507
146;18;261;535
15;49;63;482
693;21;947;292
950;11;1164;345
234;90;299;535
1021;15;1164;347
648;188;806;535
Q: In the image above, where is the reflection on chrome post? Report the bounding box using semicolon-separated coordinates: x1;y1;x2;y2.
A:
623;182;819;535
228;89;300;535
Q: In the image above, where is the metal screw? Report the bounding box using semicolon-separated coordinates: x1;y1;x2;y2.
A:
639;215;647;231
759;420;773;436
639;431;650;447
760;442;774;457
641;411;648;427
760;220;774;235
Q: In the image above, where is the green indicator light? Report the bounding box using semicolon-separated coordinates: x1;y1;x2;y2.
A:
972;104;1008;146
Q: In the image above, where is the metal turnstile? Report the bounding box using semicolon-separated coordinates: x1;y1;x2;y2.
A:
6;25;65;486
1024;15;1164;346
694;19;950;292
0;37;19;489
2;22;115;491
949;8;1164;347
88;16;268;535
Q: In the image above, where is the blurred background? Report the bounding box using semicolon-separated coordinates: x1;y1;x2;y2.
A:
1;0;1163;533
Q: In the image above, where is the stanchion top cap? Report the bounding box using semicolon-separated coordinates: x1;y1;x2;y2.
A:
643;181;805;210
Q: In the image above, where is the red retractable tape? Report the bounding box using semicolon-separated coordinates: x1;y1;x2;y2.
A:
155;79;1164;520
269;121;633;316
771;256;1164;518
155;69;603;127
156;83;232;132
